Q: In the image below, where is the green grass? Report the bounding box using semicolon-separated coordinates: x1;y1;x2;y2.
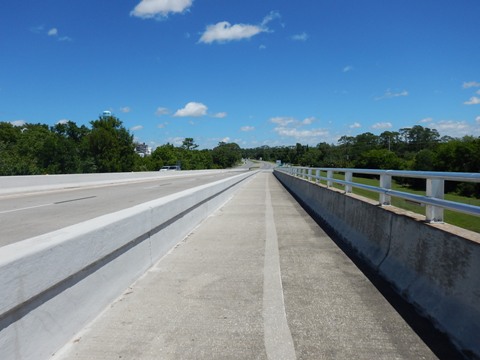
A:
309;172;480;233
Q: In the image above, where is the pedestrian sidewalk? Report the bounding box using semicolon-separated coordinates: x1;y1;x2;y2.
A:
52;171;437;360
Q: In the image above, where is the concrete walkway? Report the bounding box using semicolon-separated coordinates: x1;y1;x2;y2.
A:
53;171;438;360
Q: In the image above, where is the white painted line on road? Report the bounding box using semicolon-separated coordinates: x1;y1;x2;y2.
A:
0;196;96;214
0;203;52;214
263;175;297;360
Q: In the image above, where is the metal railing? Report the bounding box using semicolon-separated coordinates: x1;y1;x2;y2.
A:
276;166;480;223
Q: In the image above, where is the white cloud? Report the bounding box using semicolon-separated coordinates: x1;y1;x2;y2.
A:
155;107;169;116
56;119;69;125
462;81;480;89
157;122;168;128
130;0;192;19
464;96;480;105
302;117;315;125
212;112;227;118
166;136;184;146
261;10;281;27
270;116;315;127
270;117;295;126
199;22;264;44
174;102;208;117
199;11;280;44
435;120;469;131
274;127;329;139
130;125;143;131
290;32;308;42
375;89;409;101
270;116;329;142
241;126;255;132
10;120;26;127
435;120;472;137
420;118;479;138
221;137;231;143
120;107;131;113
46;27;71;41
343;65;353;73
372;122;392;129
349;122;361;129
419;117;433;123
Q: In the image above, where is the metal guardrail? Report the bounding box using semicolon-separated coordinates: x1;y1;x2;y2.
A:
276;166;480;223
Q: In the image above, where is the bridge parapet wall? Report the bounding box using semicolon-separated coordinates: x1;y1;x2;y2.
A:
274;169;480;359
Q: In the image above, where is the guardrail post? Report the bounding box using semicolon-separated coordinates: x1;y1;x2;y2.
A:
426;179;444;222
315;169;320;184
380;174;392;205
308;168;312;182
327;170;333;187
345;171;352;193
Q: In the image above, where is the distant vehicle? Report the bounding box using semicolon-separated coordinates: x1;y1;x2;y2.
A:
159;165;181;171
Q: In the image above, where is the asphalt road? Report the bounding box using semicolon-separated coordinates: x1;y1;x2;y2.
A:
0;170;249;247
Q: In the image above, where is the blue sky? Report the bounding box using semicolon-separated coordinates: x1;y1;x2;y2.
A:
1;0;479;149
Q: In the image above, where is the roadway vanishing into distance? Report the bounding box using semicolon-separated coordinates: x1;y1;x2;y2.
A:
0;169;255;247
1;161;465;359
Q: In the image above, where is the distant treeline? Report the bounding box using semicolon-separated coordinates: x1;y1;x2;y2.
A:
0;116;242;175
1;117;479;196
242;125;480;197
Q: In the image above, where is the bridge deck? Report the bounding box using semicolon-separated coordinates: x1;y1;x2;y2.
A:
53;171;441;359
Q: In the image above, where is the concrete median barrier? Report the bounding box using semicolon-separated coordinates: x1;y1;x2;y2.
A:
274;169;480;358
0;171;257;360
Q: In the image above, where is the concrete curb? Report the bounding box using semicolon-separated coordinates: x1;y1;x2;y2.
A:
0;170;258;360
274;170;480;359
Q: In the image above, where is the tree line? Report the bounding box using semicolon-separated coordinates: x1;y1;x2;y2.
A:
1;116;479;196
243;125;480;172
242;125;480;197
0;115;242;175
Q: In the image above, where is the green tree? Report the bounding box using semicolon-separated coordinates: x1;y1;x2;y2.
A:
151;143;178;169
212;142;242;168
87;115;135;172
412;149;437;171
182;137;198;151
357;149;404;170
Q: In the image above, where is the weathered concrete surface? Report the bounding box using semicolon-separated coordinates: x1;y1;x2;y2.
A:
274;169;480;359
53;172;438;360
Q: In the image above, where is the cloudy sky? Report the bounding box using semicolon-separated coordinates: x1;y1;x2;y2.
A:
1;0;479;148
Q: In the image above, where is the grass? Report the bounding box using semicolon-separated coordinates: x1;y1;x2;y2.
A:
309;172;480;233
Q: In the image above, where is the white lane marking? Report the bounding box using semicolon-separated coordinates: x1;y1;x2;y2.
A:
0;203;52;214
0;196;95;214
263;175;297;360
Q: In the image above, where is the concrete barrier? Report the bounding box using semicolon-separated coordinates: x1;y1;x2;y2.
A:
0;171;257;360
274;169;480;358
